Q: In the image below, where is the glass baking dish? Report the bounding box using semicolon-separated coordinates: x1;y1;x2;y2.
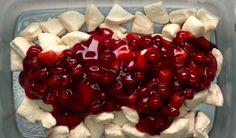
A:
0;0;235;138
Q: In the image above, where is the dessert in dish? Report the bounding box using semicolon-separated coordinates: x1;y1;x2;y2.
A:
11;2;223;138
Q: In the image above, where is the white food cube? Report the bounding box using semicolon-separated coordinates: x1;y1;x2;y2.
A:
17;96;56;129
121;106;139;124
11;50;23;71
106;4;134;25
182;16;206;37
212;48;223;77
105;123;126;138
94;112;114;124
205;83;224;106
194;112;211;138
85;4;105;32
183;112;196;137
185;89;208;109
38;33;61;50
10;37;34;58
161;23;181;39
61;31;91;47
35;100;53;112
197;8;219;31
48;126;70;138
112;111;128;126
122;122;146;138
69;122;91;138
59;11;85;32
160;118;190;138
20;22;42;41
84;115;104;138
132;11;154;35
179;105;188;118
144;2;169;24
169;8;197;24
40;18;66;36
99;22;127;33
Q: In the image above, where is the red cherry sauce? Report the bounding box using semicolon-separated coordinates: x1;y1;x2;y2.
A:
19;28;217;135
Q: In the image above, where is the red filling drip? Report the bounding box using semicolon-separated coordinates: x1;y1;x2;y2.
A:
19;28;217;135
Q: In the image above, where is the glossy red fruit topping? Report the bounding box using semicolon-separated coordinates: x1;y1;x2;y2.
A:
19;29;219;135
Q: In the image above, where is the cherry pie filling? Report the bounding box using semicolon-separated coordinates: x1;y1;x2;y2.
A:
19;28;217;135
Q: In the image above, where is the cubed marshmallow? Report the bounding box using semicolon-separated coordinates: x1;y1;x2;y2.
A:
160;118;190;138
84;115;104;138
48;126;70;138
11;50;23;71
197;8;219;31
194;112;211;138
38;33;61;50
122;122;146;138
112;111;128;126
43;45;69;54
69;122;91;138
35;100;53;112
17;96;56;128
121;106;139;124
10;37;34;58
212;48;223;77
144;2;169;24
179;105;188;118
205;83;224;106
132;11;154;35
106;4;134;25
99;22;127;33
94;112;114;124
182;16;206;37
185;89;208;109
20;22;42;41
169;8;197;24
58;11;85;32
183;112;196;137
61;31;90;47
85;4;105;32
161;23;181;39
40;18;66;36
105;123;126;138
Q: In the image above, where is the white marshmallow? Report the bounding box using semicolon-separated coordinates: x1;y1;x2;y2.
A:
69;122;91;138
160;118;190;138
20;22;42;41
194;112;211;138
121;106;139;124
169;8;197;24
61;31;91;47
144;2;169;24
10;37;34;58
43;45;69;54
185;89;208;109
58;11;85;32
122;122;146;138
84;115;104;138
112;111;128;126
183;112;196;137
197;8;219;31
161;23;181;39
48;126;70;138
38;33;61;50
106;4;134;25
35;100;53;112
85;4;105;32
94;112;114;124
204;31;212;41
105;123;126;138
132;11;154;35
40;18;66;36
212;48;223;77
182;16;206;37
17;96;56;129
205;83;224;106
99;22;127;33
179;105;188;118
11;50;23;71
